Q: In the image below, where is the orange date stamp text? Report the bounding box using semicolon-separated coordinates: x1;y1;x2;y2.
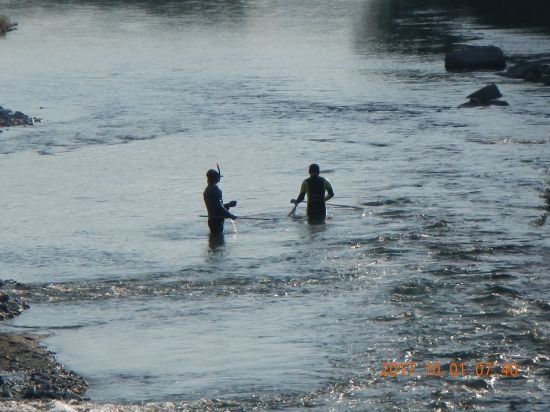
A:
381;361;519;377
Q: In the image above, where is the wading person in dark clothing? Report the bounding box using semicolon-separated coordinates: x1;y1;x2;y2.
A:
291;164;334;220
203;168;237;234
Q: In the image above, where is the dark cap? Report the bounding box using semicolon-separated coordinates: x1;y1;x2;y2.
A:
309;164;320;174
206;169;220;182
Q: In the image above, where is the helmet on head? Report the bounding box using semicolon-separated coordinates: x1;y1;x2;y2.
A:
206;169;220;182
309;163;320;175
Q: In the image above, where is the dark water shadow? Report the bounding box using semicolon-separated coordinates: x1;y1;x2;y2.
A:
456;0;550;31
207;233;225;251
31;0;247;21
306;218;328;240
354;0;550;56
354;0;466;55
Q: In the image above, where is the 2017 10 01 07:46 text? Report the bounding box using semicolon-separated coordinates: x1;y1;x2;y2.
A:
381;361;519;377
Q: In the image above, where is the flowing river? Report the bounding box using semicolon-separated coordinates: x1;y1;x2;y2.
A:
0;0;549;410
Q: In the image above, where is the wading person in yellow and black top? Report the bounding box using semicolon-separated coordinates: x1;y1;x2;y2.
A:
203;168;237;234
291;164;334;220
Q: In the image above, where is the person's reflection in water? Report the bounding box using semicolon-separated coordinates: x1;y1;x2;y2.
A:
308;218;326;226
208;233;225;251
307;218;327;239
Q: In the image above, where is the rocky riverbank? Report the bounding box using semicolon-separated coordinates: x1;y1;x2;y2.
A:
0;280;88;403
0;282;28;322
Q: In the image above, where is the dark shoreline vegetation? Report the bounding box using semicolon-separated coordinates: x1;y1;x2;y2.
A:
15;0;550;33
0;14;17;35
357;0;550;56
0;281;88;401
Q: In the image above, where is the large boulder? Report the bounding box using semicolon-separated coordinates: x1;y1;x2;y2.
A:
445;45;506;70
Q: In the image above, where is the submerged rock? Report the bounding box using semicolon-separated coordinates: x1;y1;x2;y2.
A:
501;61;543;79
459;99;509;108
445;45;506;70
498;60;550;88
459;84;508;108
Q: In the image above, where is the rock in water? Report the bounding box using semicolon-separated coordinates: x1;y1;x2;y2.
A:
445;45;506;70
0;107;41;127
501;61;542;79
459;100;509;108
467;84;503;100
459;84;509;108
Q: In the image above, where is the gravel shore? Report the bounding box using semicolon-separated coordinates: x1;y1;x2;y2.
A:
0;282;88;403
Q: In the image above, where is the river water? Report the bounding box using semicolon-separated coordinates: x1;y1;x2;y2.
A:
1;0;550;410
